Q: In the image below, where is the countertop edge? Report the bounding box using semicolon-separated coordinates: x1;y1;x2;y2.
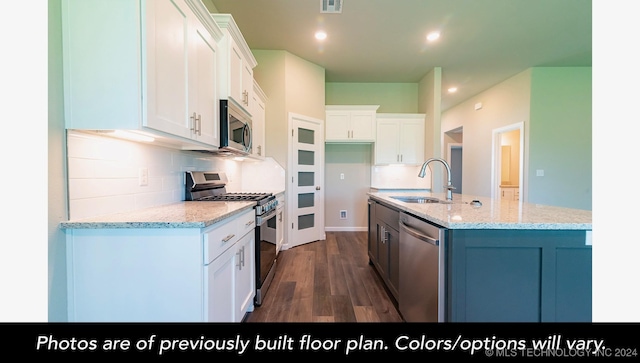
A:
59;202;255;230
368;193;592;230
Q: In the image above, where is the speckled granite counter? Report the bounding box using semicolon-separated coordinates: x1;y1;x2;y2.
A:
59;201;255;229
368;191;591;230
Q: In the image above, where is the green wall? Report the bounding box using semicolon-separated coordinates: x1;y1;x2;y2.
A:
325;83;418;113
528;67;592;210
48;0;68;322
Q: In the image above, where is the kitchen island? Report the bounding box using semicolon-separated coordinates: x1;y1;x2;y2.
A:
367;191;592;322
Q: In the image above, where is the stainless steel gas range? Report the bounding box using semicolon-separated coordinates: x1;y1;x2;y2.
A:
185;171;278;306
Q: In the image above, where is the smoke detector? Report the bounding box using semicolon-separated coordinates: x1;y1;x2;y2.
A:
321;0;343;13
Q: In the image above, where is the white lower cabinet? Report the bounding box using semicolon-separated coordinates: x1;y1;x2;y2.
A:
65;208;255;322
206;231;255;322
500;187;520;201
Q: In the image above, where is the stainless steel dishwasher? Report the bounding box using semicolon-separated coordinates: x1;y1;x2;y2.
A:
399;212;446;322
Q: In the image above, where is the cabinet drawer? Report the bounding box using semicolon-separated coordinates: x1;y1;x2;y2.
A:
204;218;240;265
237;209;256;239
376;202;399;230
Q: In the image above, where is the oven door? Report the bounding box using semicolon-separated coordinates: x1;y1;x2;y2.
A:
255;208;277;305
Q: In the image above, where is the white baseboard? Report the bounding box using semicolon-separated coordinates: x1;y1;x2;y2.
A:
324;226;368;232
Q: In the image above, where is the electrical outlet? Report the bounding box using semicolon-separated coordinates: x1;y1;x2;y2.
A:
139;167;148;186
536;169;544;177
339;210;347;219
340;173;345;180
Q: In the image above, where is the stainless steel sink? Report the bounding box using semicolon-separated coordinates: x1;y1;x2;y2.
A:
390;196;446;204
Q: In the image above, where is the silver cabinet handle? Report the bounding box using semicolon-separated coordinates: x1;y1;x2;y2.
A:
245;220;254;227
380;226;387;243
196;114;201;135
222;234;235;243
190;112;197;133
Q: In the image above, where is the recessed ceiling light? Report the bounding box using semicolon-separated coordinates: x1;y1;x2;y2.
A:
448;87;458;93
315;31;327;40
426;31;440;42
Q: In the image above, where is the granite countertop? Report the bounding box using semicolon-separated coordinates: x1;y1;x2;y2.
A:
368;191;592;230
59;201;255;229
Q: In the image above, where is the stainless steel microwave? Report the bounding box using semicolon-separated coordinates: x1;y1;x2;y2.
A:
219;99;252;155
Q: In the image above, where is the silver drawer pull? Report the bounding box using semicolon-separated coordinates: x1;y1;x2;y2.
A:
222;234;235;243
245;220;254;227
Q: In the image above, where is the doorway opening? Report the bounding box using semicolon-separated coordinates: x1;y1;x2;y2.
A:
447;143;462;194
444;126;463;194
491;122;524;201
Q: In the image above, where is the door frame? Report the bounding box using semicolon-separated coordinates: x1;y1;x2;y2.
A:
285;112;325;250
491;122;524;201
447;143;463;194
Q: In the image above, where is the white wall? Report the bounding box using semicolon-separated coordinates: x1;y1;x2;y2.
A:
441;70;532;198
324;144;372;231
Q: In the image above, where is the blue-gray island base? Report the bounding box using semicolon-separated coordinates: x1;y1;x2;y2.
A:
367;191;592;322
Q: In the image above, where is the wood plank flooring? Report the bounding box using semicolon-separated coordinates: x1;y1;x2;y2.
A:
244;231;403;323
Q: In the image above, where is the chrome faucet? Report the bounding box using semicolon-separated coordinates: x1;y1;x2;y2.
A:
418;158;455;200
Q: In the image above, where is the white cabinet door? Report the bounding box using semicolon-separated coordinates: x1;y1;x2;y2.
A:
251;81;267;157
325;111;351;141
500;187;517;201
375;120;401;164
325;105;379;142
375;114;425;165
398;119;425;164
229;39;244;106
350;111;377;140
206;243;236;322
234;232;256;320
188;11;219;146
242;62;254;111
145;0;190;138
212;14;257;116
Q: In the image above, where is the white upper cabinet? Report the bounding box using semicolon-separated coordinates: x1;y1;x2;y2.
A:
375;113;426;165
251;80;267;158
211;14;257;116
325;105;379;142
61;0;223;149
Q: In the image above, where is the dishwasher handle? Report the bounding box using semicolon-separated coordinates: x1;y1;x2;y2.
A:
399;220;439;246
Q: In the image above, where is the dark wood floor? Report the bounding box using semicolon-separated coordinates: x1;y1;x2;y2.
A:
244;231;403;322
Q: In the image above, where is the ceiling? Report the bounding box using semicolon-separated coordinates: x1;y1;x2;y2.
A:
207;0;591;111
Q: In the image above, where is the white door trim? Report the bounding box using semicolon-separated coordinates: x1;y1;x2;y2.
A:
491;122;524;201
284;112;325;250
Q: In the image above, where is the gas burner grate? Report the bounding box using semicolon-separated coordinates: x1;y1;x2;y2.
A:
199;193;272;202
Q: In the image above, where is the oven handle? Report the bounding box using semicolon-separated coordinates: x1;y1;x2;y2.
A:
256;208;277;226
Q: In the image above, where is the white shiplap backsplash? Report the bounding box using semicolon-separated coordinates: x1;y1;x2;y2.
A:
66;131;243;220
